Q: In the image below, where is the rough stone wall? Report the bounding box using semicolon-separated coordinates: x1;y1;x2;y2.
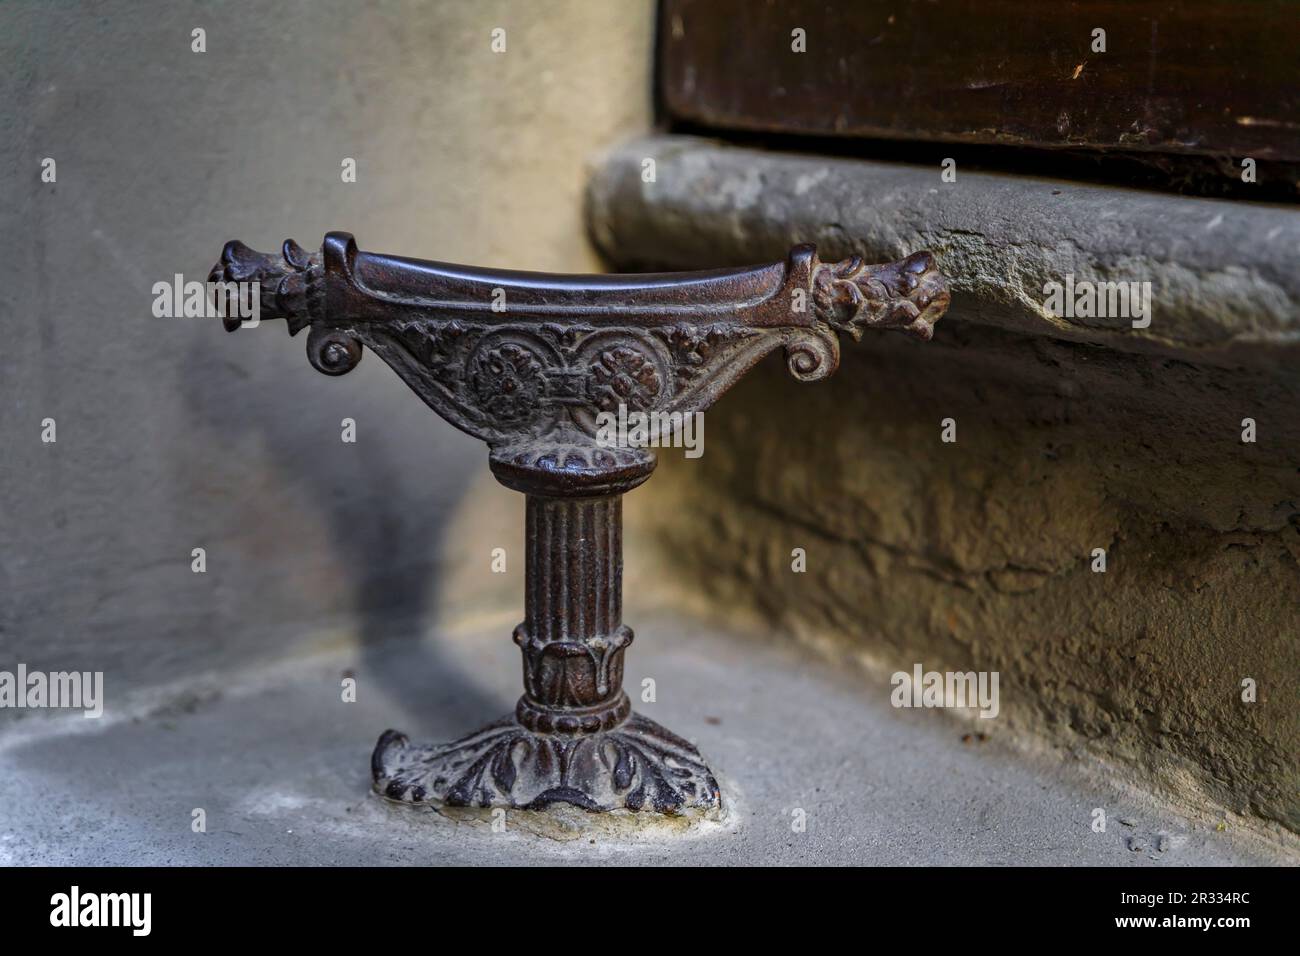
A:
588;136;1299;837
627;317;1299;835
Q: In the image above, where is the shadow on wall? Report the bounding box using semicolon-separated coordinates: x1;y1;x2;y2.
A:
1;0;654;706
178;329;504;730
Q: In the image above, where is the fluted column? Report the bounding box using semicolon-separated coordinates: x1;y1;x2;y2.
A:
525;495;622;644
513;494;633;733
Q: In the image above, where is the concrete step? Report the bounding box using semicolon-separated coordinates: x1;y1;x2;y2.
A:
2;613;1293;865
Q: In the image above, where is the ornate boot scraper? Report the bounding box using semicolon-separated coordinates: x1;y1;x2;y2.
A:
211;232;950;814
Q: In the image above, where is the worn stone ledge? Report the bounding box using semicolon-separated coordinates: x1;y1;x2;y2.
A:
587;135;1300;363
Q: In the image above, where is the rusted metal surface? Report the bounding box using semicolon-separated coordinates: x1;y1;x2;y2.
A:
660;0;1300;163
211;232;949;813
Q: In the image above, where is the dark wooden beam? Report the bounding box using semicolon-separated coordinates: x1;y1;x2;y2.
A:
660;0;1300;162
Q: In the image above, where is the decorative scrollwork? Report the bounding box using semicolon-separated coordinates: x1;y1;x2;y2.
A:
306;326;362;376
784;327;841;383
649;324;759;384
812;250;950;341
212;234;952;453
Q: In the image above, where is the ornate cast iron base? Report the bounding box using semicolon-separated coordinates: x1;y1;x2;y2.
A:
372;710;722;813
211;231;949;816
